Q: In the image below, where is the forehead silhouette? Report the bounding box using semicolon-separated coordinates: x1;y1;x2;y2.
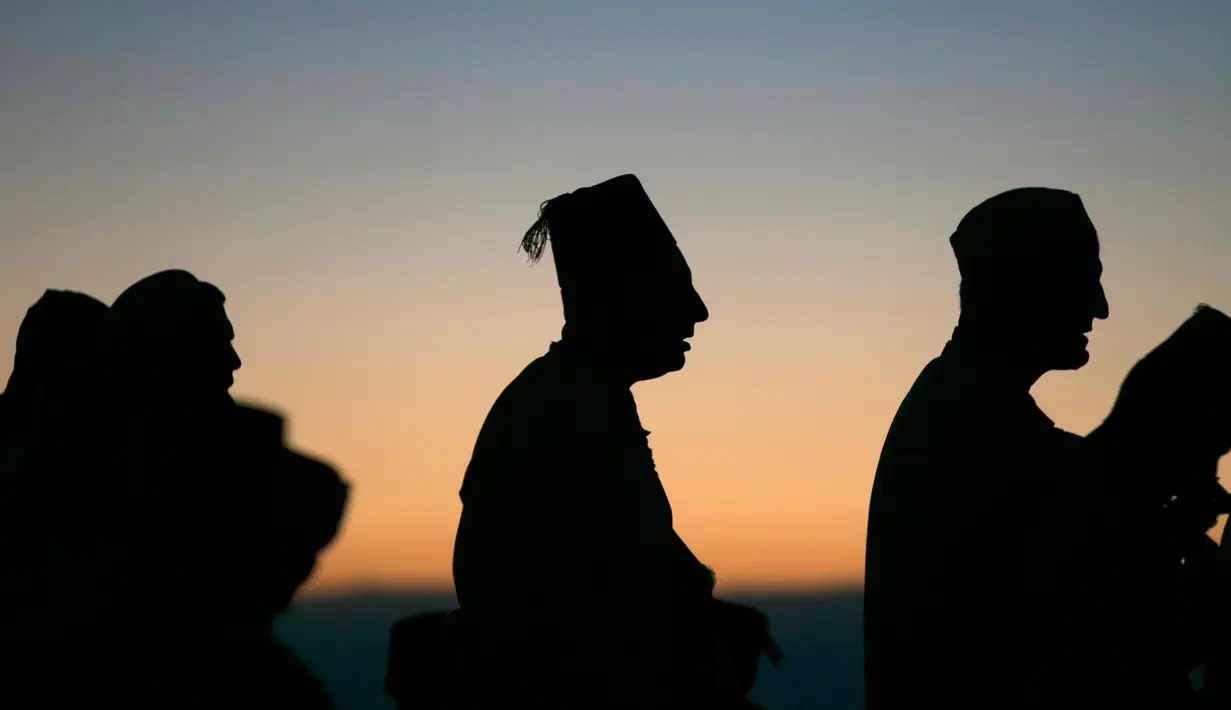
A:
950;187;1096;276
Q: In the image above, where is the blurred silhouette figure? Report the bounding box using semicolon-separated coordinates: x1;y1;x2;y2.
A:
1094;305;1231;514
108;269;241;411
440;174;779;709
104;270;246;623
864;188;1113;709
1091;304;1231;704
98;269;344;708
385;610;459;710
0;289;109;426
0;290;117;649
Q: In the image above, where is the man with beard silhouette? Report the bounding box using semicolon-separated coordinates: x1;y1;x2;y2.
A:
450;175;778;709
102;269;340;709
864;188;1112;709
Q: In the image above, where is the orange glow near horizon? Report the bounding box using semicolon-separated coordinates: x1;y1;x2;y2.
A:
4;1;1231;599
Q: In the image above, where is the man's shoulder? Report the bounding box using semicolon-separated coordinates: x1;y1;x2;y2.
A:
883;356;957;435
484;350;606;426
875;352;1085;477
888;350;1061;432
462;351;612;485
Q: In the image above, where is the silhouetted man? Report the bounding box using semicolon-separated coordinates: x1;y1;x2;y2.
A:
103;269;338;708
0;289;111;496
105;270;244;618
451;175;776;709
864;188;1110;709
0;290;117;662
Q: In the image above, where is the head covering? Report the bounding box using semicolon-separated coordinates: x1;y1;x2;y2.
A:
950;187;1096;280
6;289;109;395
520;174;679;322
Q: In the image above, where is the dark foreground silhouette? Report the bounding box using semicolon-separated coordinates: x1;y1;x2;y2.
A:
289;589;858;710
6;186;1231;710
866;188;1231;709
0;272;349;708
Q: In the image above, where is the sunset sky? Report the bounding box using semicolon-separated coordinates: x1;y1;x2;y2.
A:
3;0;1230;595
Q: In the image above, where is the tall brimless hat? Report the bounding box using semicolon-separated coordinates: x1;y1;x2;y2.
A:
520;174;679;322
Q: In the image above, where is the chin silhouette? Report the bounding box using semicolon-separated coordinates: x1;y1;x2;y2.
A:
1054;347;1091;371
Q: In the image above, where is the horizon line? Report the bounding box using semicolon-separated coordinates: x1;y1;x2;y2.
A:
296;581;864;602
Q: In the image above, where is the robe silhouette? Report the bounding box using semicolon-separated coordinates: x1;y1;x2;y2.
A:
865;337;1110;709
453;339;729;707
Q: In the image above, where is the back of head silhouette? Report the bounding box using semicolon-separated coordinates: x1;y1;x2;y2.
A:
108;269;241;408
950;187;1108;372
5;289;109;401
521;174;709;382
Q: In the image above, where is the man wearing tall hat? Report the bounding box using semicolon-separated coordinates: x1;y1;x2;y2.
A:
863;188;1119;709
450;175;777;708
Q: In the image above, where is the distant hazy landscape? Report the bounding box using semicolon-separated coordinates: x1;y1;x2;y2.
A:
276;589;864;710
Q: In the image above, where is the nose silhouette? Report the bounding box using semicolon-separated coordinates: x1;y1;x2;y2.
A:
1092;282;1109;321
690;287;709;326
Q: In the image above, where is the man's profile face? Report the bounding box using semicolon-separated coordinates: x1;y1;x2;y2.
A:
613;243;709;382
146;295;242;403
1020;229;1109;371
181;297;242;394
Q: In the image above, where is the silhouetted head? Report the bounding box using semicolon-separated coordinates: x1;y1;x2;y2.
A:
950;187;1108;373
521;174;709;383
3;290;109;415
108;270;241;408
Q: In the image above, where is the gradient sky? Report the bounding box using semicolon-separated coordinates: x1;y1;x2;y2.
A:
3;0;1230;595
